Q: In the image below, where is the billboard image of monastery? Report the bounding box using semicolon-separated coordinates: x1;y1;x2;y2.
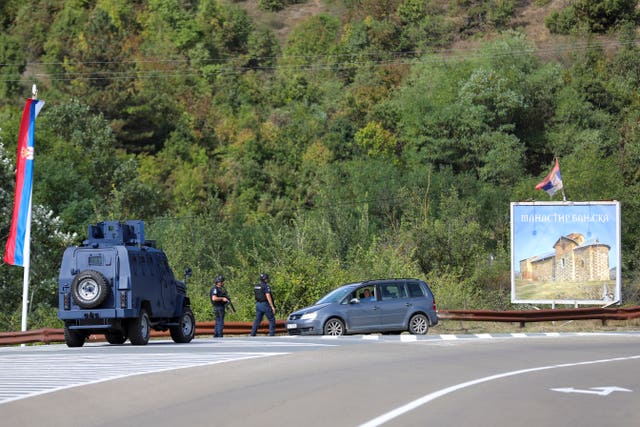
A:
511;202;621;304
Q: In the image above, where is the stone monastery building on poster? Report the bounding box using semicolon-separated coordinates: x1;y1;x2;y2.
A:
519;233;611;282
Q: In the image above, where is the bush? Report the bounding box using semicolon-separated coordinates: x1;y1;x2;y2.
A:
259;0;286;11
546;0;638;34
488;0;515;29
545;8;578;35
574;0;638;33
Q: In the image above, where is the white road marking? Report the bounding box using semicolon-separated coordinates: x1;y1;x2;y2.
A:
359;354;640;427
440;334;459;340
0;338;344;405
2;333;639;407
475;333;493;339
551;386;632;396
0;351;284;405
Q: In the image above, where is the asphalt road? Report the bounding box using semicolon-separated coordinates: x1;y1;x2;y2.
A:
1;333;639;427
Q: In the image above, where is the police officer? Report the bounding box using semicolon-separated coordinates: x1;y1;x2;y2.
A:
210;275;230;338
250;272;276;336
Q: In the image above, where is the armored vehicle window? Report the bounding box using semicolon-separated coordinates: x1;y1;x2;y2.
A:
130;254;138;275
147;255;155;276
140;255;146;276
88;255;102;266
162;259;174;279
159;260;167;274
157;258;167;276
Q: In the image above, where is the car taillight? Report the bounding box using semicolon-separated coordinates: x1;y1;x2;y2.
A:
120;291;128;308
63;293;71;310
432;298;437;311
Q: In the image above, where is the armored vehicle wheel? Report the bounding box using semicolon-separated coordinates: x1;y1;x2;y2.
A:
129;308;150;345
105;331;127;344
71;270;111;309
170;307;195;343
64;325;86;347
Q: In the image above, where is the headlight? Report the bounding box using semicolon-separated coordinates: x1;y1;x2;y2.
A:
301;311;317;320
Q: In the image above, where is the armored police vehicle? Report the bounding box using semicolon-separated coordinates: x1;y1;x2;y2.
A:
58;220;195;347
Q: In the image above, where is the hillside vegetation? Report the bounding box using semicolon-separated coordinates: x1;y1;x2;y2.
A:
1;0;640;330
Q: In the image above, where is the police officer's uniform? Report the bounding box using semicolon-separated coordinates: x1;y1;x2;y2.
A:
210;276;229;338
250;273;276;336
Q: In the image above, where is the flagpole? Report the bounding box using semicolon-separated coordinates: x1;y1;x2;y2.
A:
536;157;565;201
20;188;32;333
555;157;567;202
20;84;38;334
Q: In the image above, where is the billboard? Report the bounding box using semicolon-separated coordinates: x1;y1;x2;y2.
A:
510;201;621;305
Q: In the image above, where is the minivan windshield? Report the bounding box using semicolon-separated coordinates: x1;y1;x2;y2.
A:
316;285;356;305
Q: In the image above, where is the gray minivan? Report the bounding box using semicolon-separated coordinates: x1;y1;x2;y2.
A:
286;279;438;336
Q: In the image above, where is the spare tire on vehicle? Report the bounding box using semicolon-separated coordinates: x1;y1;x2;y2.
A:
71;269;111;309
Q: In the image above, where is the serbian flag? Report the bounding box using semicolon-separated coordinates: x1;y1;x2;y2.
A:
3;98;45;266
535;158;563;197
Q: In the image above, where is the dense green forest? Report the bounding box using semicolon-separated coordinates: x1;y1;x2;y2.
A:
1;0;640;331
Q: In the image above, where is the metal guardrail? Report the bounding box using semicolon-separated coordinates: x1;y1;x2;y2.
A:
2;307;640;345
438;306;640;325
0;321;287;346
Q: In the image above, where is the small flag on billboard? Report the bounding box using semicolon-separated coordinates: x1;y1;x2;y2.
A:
535;158;564;197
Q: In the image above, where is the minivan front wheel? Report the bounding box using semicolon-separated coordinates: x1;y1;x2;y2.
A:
323;318;345;336
408;313;429;335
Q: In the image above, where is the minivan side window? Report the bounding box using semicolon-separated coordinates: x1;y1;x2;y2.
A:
407;282;425;298
380;283;393;300
380;283;406;300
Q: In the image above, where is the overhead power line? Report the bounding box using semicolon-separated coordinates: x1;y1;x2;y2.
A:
0;38;636;83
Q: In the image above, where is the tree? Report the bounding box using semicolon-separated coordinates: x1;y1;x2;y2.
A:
283;14;341;67
413;188;489;276
574;0;638;33
62;7;138;141
546;0;638;34
354;121;398;158
36;100;120;228
0;34;26;99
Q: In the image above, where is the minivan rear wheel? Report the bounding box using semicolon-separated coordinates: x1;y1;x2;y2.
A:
408;313;429;335
323;318;345;336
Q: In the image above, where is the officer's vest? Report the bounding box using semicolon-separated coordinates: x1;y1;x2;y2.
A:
253;283;268;302
211;286;228;306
